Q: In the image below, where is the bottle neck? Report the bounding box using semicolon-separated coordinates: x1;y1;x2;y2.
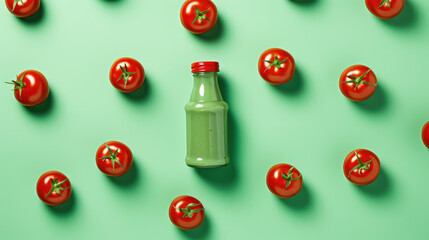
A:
190;72;223;102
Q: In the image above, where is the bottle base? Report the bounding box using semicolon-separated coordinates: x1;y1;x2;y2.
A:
185;157;230;168
186;163;229;168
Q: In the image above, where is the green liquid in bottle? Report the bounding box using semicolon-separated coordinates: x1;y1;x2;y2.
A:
185;71;229;168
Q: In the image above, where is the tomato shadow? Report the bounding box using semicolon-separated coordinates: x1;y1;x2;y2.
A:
277;183;313;210
290;0;318;5
18;1;45;24
270;67;304;95
379;1;418;29
177;214;211;239
193;15;224;41
350;83;388;113
107;159;141;188
354;167;392;197
193;74;240;189
45;189;77;216
23;89;54;115
120;75;151;103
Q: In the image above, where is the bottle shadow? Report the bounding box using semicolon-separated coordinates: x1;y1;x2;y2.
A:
277;183;313;210
270;67;304;95
350;82;388;113
193;15;224;42
290;0;318;5
354;167;392;197
379;1;418;29
107;159;141;188
19;1;45;24
120;76;151;103
23;89;54;116
101;0;122;3
45;189;77;216
193;74;239;189
177;214;211;239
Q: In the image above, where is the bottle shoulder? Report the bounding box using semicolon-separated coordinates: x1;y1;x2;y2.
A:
185;101;228;111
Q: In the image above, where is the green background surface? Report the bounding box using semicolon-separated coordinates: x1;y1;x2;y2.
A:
1;0;428;239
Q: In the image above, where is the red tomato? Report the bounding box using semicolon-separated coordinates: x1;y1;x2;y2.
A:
36;171;72;206
266;164;303;198
422;122;429;149
343;149;380;186
258;48;295;85
5;0;40;18
339;65;377;102
169;195;205;230
6;70;49;106
180;0;218;34
109;57;145;93
365;0;405;20
95;141;133;177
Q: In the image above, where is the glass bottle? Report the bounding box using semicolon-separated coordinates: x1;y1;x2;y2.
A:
185;61;229;168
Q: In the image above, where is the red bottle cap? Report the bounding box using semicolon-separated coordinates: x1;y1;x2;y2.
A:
191;61;219;73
